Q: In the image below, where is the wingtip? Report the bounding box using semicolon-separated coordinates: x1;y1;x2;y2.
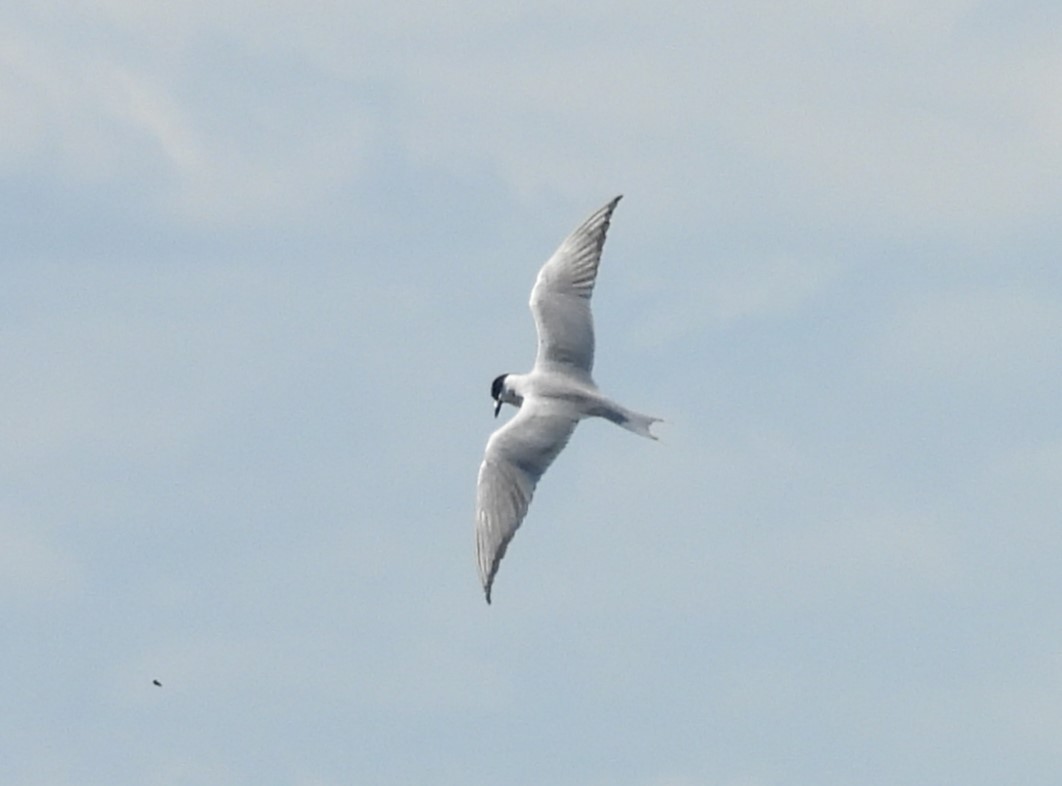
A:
478;552;495;604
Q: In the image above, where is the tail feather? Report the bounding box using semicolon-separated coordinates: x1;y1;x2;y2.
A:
614;408;662;440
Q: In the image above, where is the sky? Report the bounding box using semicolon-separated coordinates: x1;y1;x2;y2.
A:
3;2;1062;784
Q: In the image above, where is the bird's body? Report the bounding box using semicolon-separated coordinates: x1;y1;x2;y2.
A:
475;196;660;603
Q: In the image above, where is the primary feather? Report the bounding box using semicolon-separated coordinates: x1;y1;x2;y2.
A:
530;196;621;376
476;400;579;603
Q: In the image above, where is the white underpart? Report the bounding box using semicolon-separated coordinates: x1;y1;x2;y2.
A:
474;196;660;603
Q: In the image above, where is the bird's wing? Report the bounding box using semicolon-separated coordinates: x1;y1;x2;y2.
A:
530;196;622;376
475;398;580;602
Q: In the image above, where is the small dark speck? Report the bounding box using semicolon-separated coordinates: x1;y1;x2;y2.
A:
153;679;162;687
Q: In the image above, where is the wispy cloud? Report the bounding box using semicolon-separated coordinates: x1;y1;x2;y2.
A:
3;3;1061;785
872;285;1062;385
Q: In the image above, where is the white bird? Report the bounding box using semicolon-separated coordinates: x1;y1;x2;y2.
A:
475;195;661;603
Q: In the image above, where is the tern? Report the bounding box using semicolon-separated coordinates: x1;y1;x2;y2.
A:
475;195;661;603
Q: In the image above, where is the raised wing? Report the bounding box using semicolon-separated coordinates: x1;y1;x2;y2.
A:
530;196;622;376
475;398;580;603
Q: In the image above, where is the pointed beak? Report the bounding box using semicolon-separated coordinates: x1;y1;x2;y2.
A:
493;399;502;418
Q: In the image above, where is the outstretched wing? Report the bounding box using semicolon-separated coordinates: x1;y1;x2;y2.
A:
475;398;580;603
530;196;622;376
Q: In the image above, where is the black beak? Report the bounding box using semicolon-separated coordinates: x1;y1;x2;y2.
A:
493;399;502;417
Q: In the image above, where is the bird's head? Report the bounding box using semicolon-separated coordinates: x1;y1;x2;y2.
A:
491;373;520;417
490;373;508;417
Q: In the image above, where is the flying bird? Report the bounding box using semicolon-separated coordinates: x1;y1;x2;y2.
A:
475;195;660;603
152;679;162;687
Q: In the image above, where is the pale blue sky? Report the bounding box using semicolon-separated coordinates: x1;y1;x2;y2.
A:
3;2;1062;785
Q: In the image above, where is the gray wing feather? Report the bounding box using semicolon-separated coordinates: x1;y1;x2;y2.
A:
475;400;580;603
530;196;622;375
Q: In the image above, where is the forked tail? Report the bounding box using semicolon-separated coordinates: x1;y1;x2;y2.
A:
612;407;662;440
